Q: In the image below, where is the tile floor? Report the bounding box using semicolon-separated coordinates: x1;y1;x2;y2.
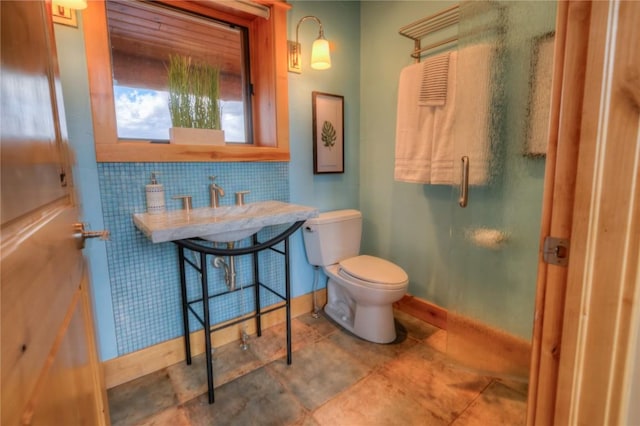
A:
108;310;528;426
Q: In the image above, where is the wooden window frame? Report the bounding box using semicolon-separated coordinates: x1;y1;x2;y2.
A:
83;0;290;162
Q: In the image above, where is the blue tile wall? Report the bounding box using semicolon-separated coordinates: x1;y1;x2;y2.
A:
97;162;289;356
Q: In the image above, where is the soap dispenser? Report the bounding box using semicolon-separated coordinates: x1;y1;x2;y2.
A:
145;172;166;214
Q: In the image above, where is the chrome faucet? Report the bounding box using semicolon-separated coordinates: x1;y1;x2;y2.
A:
209;176;225;208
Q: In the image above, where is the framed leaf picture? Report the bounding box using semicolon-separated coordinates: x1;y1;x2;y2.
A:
312;92;344;174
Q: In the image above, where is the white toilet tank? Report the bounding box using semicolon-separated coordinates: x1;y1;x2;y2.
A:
303;209;362;266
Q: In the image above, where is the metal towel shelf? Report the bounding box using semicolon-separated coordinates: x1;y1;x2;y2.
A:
398;4;459;62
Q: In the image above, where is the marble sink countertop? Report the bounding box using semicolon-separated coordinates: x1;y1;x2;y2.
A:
133;200;319;243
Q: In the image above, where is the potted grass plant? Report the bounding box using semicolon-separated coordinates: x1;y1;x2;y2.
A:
167;55;224;145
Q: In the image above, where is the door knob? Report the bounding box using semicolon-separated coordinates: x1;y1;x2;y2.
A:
74;222;110;249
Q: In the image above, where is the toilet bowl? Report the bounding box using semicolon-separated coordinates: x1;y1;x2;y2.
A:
303;210;409;343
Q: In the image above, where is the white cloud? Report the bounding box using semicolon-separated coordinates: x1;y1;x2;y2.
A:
220;100;245;142
114;86;171;140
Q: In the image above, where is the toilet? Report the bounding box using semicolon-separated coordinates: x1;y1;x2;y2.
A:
303;210;408;343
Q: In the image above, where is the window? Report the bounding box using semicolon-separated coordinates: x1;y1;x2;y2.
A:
83;0;291;162
107;0;251;143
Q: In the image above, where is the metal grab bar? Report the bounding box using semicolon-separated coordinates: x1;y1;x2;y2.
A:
459;156;469;208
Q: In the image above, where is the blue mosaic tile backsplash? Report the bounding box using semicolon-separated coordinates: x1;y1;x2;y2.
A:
97;162;289;356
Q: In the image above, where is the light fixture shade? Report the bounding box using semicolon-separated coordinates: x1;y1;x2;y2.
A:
311;38;331;70
53;0;88;10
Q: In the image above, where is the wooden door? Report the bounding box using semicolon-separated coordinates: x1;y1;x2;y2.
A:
528;0;640;424
1;1;108;424
553;0;640;423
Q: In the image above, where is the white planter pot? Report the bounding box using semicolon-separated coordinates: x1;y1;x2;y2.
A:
169;127;225;145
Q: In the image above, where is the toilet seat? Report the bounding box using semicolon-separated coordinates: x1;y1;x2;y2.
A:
338;255;408;290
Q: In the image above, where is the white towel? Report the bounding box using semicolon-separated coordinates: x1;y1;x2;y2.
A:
419;54;451;106
394;44;494;186
394;51;456;184
452;44;495;186
430;52;457;184
394;61;435;183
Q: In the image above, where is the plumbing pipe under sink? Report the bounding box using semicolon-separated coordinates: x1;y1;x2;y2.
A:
211;241;250;350
212;242;237;291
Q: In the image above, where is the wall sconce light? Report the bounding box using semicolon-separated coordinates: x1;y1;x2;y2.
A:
52;0;88;10
288;15;331;74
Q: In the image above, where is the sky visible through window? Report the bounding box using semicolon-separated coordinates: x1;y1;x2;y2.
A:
114;86;245;142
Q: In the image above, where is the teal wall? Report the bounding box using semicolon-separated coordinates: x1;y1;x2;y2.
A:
359;1;555;338
57;19;295;356
54;1;360;360
55;22;118;359
55;0;552;360
360;0;458;308
287;0;361;313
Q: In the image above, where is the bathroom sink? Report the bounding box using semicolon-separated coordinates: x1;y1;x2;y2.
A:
199;227;263;243
133;200;319;244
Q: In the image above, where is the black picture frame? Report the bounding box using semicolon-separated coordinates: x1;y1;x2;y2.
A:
312;91;344;174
